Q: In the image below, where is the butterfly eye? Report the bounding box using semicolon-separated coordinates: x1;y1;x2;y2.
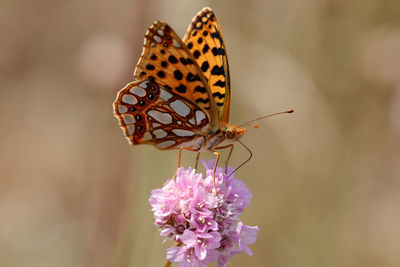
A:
226;130;234;139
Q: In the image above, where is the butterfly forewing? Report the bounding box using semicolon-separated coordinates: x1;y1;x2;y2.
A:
183;7;231;124
114;80;210;150
134;21;219;131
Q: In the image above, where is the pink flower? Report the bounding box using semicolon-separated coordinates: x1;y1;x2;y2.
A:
149;159;259;266
237;222;259;256
182;230;221;260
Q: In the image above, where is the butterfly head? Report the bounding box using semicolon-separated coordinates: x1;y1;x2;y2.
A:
224;126;246;141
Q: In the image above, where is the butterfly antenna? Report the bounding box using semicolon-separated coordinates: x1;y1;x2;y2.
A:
226;139;252;179
237;108;294;128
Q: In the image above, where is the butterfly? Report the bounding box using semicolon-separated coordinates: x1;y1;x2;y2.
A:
113;7;292;177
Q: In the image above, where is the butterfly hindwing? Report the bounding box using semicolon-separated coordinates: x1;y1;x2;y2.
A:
113;80;210;150
183;7;231;124
134;21;219;131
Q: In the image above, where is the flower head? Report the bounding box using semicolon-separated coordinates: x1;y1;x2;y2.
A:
149;159;259;267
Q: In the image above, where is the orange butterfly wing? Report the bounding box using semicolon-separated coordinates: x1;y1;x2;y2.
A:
183;7;231;124
134;21;219;132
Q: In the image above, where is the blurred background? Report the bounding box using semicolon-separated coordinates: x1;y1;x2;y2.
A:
1;0;400;266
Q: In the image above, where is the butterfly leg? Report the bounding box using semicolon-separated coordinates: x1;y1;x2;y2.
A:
212;151;221;193
194;152;200;170
214;144;234;174
172;146;199;180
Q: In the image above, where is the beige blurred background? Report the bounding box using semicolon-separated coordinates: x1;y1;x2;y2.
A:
1;0;400;266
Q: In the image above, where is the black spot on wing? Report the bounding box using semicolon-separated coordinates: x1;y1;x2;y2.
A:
174;70;183;80
213;80;226;87
202;44;210;54
187;58;194;65
168;55;178;63
212;92;225;99
194;86;207;93
211;65;225;75
176;84;187;93
211;31;222;41
179;57;188;65
157;71;165;78
145;64;155;70
193;50;201;59
187;73;200;82
195;98;210;104
201;61;209;72
211;47;225;56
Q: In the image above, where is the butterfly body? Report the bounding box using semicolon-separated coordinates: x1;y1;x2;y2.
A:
114;7;245;156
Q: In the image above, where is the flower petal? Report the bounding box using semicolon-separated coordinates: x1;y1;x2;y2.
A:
195;242;207;260
166;246;185;262
237;222;259;255
180;230;198;247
